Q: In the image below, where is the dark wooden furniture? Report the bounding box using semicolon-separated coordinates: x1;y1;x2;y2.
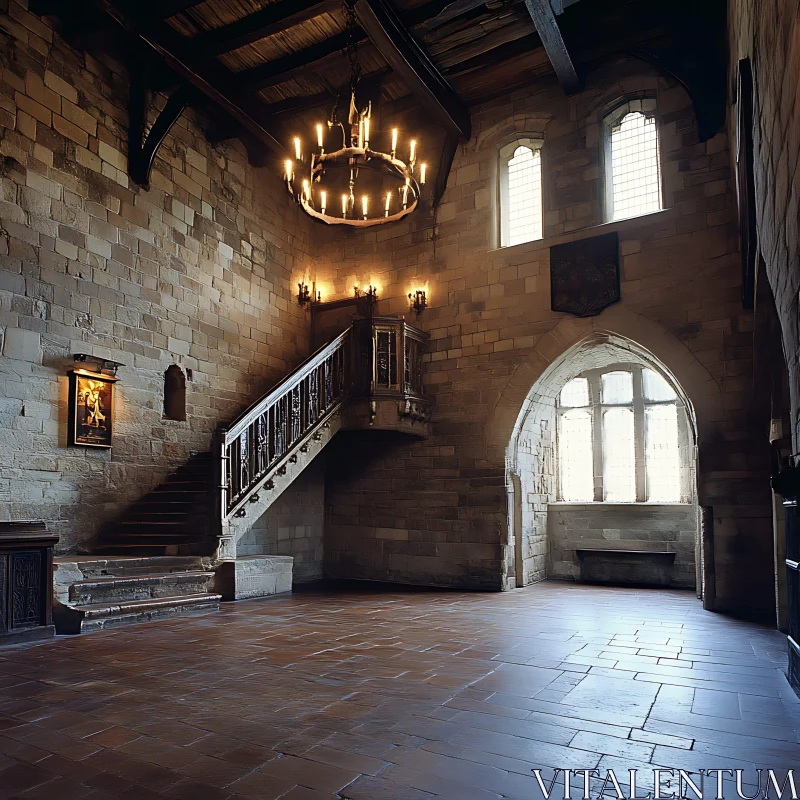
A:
0;521;58;645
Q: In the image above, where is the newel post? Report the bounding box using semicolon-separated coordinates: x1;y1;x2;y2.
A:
215;427;235;561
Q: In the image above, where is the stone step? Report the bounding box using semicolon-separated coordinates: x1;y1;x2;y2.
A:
68;570;214;605
53;593;221;634
55;555;209;578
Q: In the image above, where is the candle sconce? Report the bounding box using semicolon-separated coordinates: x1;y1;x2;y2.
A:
409;290;427;315
298;282;321;307
354;285;378;302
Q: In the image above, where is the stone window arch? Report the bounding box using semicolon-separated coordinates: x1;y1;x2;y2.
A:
498;138;544;247
163;364;187;421
603;98;662;221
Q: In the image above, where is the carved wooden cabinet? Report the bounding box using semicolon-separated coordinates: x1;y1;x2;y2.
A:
0;521;58;644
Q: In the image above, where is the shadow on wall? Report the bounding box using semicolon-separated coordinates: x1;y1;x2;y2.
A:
505;330;700;592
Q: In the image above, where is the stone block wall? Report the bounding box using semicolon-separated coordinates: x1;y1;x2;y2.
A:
728;0;800;451
238;459;325;583
314;57;775;613
0;2;317;553
547;503;698;588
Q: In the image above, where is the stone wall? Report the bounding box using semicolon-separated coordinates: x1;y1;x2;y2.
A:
0;2;317;553
238;459;325;583
316;57;775;614
547;503;698;588
728;2;800;450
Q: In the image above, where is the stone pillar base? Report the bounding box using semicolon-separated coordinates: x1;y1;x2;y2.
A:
215;556;293;601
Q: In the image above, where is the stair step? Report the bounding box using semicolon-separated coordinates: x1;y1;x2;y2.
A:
53;593;221;634
55;555;208;577
68;570;214;605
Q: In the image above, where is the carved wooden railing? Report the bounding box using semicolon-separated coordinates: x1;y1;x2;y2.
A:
220;330;349;520
217;317;429;526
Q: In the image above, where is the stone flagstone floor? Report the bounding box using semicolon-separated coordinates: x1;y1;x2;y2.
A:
0;581;798;799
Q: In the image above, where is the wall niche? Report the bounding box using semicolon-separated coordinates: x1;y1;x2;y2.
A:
163;365;187;421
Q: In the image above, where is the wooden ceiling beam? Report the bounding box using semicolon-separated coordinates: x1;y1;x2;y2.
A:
408;0;492;34
353;0;470;139
151;0;205;20
192;0;340;57
83;0;287;156
522;0;580;93
235;30;366;93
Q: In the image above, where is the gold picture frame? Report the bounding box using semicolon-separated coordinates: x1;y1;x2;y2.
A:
68;369;117;448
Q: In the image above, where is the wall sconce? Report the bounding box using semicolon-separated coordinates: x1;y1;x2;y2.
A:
298;282;320;306
409;289;427;314
354;285;378;301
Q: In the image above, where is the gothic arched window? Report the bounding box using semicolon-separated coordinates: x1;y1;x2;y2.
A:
604;100;662;221
499;139;544;246
557;365;688;503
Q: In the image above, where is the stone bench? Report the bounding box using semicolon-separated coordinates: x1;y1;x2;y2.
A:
215;555;293;601
576;549;676;587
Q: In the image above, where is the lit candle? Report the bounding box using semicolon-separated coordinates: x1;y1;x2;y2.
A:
363;117;370;149
316;123;324;149
391;128;398;157
341;193;348;217
362;195;368;219
402;181;409;207
294;137;301;161
385;191;391;216
420;163;427;184
358;119;364;149
321;190;327;213
409;139;416;164
284;159;293;182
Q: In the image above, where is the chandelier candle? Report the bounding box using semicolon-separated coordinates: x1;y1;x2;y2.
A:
391;128;398;158
294;137;301;161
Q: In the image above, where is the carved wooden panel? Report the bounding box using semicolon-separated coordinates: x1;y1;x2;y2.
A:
12;551;42;628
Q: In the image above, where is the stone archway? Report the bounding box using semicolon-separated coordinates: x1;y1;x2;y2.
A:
491;308;725;592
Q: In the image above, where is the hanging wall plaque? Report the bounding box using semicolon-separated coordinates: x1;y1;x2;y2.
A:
68;369;117;448
550;231;620;317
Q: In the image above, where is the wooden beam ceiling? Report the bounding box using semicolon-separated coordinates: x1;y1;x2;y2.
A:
523;0;580;93
85;0;288;156
152;0;205;20
234;30;366;94
354;0;471;139
192;0;340;58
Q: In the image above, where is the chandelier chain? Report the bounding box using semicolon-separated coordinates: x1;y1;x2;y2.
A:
344;0;361;93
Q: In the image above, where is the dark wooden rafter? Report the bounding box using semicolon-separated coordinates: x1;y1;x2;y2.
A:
128;68;193;187
152;0;204;20
354;0;471;139
82;0;288;158
402;0;491;33
235;30;366;94
433;131;459;205
523;0;580;93
192;0;340;57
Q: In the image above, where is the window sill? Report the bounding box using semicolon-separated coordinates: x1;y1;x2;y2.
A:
548;501;693;508
491;207;674;255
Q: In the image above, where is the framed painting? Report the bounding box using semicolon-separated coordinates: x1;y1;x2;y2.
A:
68;369;117;448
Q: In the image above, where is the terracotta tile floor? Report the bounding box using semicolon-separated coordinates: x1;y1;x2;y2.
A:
0;582;798;799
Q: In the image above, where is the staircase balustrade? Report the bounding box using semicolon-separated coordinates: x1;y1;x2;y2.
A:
217;317;429;529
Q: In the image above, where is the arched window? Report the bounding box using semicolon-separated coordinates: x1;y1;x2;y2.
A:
604;99;662;221
557;365;686;503
499;138;543;246
163;364;187;421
